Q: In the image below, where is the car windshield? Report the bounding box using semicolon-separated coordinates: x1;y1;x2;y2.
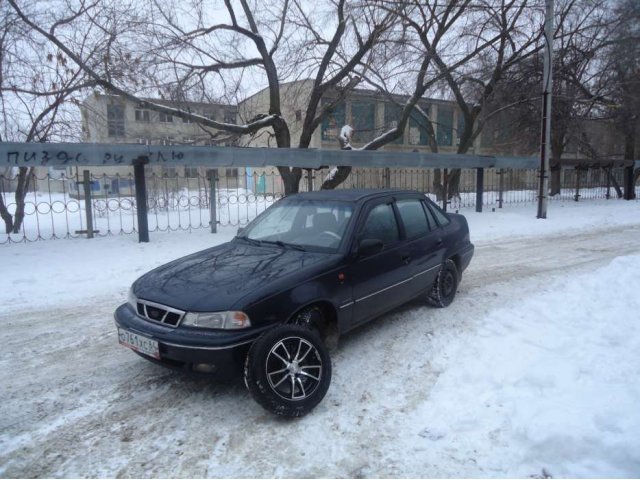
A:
239;199;354;252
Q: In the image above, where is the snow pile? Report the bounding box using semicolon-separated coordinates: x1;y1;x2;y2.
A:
403;254;640;477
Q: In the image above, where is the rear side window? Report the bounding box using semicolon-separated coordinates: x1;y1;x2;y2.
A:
396;199;429;238
360;203;399;245
426;201;451;226
422;201;438;230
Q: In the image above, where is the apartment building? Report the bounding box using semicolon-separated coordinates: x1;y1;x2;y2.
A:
77;82;487;195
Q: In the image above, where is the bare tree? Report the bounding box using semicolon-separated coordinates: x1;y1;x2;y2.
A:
320;0;508;192
0;1;98;233
486;0;632;196
8;0;398;194
603;0;640;197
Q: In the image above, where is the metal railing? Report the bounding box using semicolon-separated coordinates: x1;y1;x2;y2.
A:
1;165;636;245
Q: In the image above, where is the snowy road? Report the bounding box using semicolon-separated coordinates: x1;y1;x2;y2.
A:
1;210;639;477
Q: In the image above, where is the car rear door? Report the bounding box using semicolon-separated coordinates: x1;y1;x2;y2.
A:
395;197;447;297
347;197;414;326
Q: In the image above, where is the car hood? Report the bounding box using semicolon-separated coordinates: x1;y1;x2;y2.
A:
132;240;336;312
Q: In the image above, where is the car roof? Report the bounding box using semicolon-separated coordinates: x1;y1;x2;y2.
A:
284;188;423;203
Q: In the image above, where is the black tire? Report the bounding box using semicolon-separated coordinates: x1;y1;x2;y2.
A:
244;325;332;417
426;259;458;308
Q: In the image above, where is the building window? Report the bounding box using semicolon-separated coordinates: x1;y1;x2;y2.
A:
224;110;236;124
436;106;453;147
383;103;404;144
164;167;177;178
107;104;125;137
351;102;376;143
295;109;302;121
321;100;346;141
159;112;173;123
185;166;199;178
224;167;239;188
135;109;150;122
456;113;466;146
408;104;431;146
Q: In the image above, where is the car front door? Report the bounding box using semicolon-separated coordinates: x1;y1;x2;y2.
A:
347;199;414;327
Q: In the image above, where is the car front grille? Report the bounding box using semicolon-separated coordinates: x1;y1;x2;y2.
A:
136;299;185;327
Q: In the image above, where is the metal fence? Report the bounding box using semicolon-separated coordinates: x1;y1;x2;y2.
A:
1;165;636;245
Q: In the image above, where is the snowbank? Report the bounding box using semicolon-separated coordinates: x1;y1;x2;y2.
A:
400;254;640;477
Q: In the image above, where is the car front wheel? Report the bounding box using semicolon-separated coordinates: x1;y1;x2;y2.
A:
244;325;332;417
427;259;458;308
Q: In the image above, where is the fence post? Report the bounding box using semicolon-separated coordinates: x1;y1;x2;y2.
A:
475;167;484;213
574;167;581;202
209;169;218;234
498;168;504;208
623;165;635;200
605;167;611;199
82;170;94;239
133;157;150;243
384;167;391;188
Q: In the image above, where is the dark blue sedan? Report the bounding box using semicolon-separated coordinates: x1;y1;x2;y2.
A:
115;189;474;416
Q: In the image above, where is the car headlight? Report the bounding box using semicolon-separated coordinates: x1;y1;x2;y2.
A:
128;287;137;309
182;311;251;329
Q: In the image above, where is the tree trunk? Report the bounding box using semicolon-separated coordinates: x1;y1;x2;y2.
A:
550;162;562;196
447;169;462;198
0;192;14;234
433;169;445;200
277;167;303;195
321;166;352;190
623;130;636;200
12;167;34;233
608;169;623;198
271;116;302;195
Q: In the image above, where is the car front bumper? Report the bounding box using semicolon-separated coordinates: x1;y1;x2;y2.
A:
114;303;272;376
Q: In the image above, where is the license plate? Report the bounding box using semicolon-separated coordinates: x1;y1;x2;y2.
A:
118;328;160;359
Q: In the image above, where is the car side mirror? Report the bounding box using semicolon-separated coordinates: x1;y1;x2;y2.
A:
358;238;384;257
237;227;245;236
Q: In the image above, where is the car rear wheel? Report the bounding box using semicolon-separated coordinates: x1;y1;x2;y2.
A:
244;325;332;417
426;259;458;308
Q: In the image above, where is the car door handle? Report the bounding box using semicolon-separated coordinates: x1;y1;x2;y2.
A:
401;255;412;264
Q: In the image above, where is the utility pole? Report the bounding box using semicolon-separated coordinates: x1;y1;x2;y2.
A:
537;0;554;219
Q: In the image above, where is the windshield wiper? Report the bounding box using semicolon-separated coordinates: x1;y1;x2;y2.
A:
236;235;264;247
274;240;306;251
237;236;305;251
252;239;307;251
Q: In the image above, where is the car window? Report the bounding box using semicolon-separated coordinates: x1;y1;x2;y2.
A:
426;201;451;226
304;206;352;228
396;199;429;238
242;200;353;252
422;201;439;230
360;203;399;245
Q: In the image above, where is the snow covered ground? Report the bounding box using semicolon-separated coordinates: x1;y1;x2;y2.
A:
1;199;639;477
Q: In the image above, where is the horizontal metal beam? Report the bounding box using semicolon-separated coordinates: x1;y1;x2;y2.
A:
0;141;637;170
